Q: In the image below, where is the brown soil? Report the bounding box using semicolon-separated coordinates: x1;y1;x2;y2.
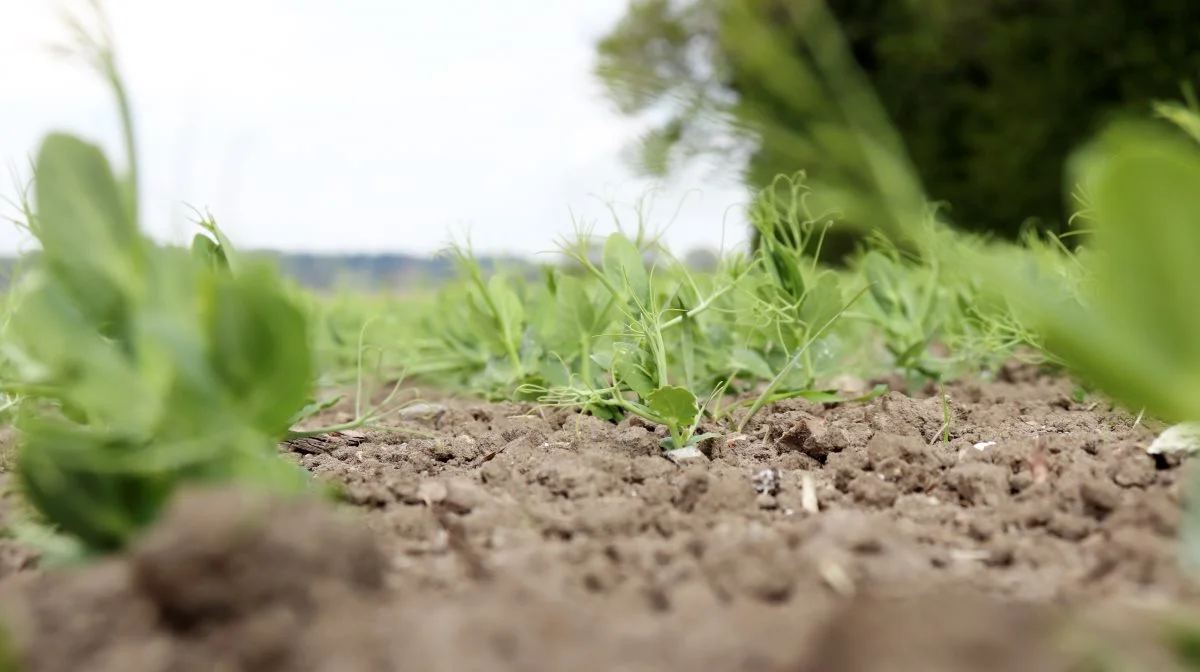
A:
3;370;1200;671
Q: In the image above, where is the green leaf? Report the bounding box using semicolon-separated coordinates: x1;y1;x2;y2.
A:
800;272;845;330
556;274;594;334
590;351;614;371
603;233;650;304
760;238;806;301
731;347;775;380
893;334;935;369
646;384;699;428
190;233;228;272
288;395;344;426
863;251;899;316
797;384;889;404
487;274;525;345
1078;122;1200;372
32;132;140;336
966;120;1200;424
34;133;138;252
195;216;241;274
684;431;722;447
15;419;176;554
8;278;160;435
204;263;314;438
612;341;655;398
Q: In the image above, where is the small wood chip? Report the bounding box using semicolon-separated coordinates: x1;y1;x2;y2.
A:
801;472;819;514
818;558;855;597
1030;435;1049;485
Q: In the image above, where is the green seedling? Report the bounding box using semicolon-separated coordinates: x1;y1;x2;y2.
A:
960;116;1200;425
732;283;873;433
959;108;1200;566
854;239;952;386
542;230;729;448
0;7;362;558
285;316;428;440
447;241;530;392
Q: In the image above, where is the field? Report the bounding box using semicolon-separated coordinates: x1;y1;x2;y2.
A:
5;12;1200;672
3;371;1200;671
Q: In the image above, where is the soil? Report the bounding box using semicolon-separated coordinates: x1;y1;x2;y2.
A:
3;367;1200;671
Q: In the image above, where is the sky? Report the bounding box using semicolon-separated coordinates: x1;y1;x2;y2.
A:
0;0;752;257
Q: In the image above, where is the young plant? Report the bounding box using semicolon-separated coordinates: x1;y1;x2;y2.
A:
953;101;1200;565
524;230;730;449
853;236;954;386
0;7;336;558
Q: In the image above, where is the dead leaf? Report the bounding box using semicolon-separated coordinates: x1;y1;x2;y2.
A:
801;472;819;514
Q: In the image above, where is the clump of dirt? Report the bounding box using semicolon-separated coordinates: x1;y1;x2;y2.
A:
0;487;389;672
3;370;1200;670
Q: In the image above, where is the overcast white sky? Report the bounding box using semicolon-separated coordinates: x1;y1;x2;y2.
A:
0;0;752;257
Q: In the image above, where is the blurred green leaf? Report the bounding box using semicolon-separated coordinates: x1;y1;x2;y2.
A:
612;341;655;399
731;347;774;380
959;120;1200;424
603;232;650;305
556;275;595;335
487;274;525;344
33;133;139;338
205;264;316;438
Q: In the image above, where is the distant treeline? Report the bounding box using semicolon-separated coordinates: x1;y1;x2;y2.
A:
0;244;722;292
263;251;539;291
0;252;540;293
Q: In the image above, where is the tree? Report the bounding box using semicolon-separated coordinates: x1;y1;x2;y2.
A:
595;0;1200;257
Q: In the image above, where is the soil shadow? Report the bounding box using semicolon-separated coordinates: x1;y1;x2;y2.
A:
3;369;1200;670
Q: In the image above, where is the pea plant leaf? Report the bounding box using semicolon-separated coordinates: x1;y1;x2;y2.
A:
646;384;700;429
603;232;650;305
487;273;525;346
204;263;315;439
730;347;775;381
3;13;326;559
612;341;655;399
32;132;140;340
963;119;1200;425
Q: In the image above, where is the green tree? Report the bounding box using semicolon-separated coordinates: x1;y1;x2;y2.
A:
596;0;1200;255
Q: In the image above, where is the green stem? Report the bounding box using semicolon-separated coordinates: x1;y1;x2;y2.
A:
580;335;592;384
659;283;733;330
736;284;870;433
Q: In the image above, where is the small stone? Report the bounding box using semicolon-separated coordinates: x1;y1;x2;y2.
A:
1080;481;1121;518
750;468;781;495
665;446;707;464
967;517;997;542
1147;421;1200;455
756;493;779;510
397;403;448;420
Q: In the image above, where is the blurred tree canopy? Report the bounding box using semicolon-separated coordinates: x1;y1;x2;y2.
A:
595;0;1200;256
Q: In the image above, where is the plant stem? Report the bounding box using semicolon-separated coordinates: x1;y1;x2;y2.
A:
737;284;870;433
